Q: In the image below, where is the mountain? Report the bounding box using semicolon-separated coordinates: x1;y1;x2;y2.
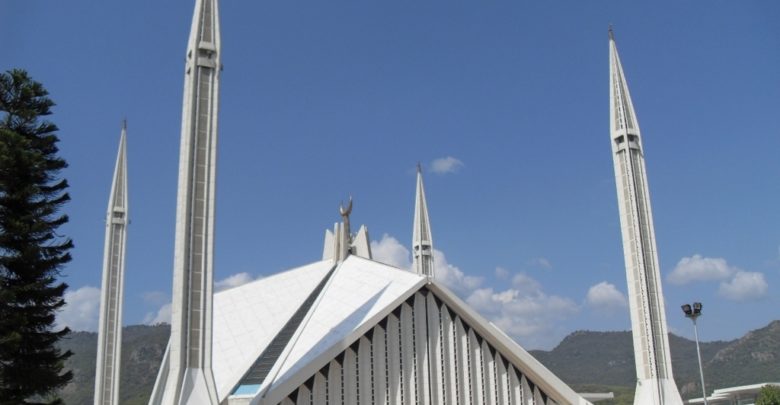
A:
57;324;169;405
704;320;780;389
529;331;731;401
530;320;780;403
56;321;779;404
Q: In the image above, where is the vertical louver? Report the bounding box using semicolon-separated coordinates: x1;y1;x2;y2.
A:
277;288;557;405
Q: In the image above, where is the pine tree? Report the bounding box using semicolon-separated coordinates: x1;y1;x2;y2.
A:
0;69;74;404
757;385;780;405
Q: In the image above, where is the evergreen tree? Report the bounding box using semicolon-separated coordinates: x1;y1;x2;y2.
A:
757;385;780;405
0;69;74;404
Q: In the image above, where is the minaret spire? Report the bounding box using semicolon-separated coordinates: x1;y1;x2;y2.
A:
412;164;434;278
156;0;221;403
94;122;129;405
609;30;683;405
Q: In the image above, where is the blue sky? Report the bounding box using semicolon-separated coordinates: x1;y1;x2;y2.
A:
3;1;779;350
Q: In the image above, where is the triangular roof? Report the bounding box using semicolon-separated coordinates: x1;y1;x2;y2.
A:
426;282;586;405
211;260;334;399
209;255;589;404
269;256;424;389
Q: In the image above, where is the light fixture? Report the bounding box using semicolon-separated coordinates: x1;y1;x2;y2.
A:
682;301;707;404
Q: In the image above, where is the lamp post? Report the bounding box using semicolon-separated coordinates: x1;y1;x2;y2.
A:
682;302;707;405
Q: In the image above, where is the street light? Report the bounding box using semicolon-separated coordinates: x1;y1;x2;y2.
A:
682;302;707;405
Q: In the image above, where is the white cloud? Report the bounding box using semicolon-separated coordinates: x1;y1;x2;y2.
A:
215;272;256;291
144;303;172;325
371;234;412;270
371;234;481;294
466;272;579;349
669;255;768;302
433;249;482;294
510;272;542;295
445;265;579;349
58;286;101;332
586;282;627;313
668;254;736;285
141;291;170;325
371;233;579;349
430;156;464;174
718;271;768;301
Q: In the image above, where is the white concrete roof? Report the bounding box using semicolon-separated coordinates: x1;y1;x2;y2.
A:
686;382;780;404
267;255;425;393
211;260;334;400
209;255;587;404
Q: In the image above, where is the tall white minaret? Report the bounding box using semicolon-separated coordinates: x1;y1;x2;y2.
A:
609;29;682;405
162;0;221;403
94;122;129;405
412;164;434;278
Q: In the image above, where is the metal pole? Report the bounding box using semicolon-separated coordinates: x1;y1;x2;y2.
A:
692;318;708;405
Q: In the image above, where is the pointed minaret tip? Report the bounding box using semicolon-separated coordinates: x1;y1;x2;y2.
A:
94;123;129;405
119;120;127;150
609;28;641;137
412;166;434;278
111;121;128;215
608;24;615;41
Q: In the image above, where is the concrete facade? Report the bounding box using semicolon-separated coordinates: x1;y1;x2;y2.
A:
608;30;683;405
150;0;222;403
94;123;129;405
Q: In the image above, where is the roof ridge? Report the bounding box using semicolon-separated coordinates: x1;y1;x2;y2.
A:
231;264;337;395
261;281;587;405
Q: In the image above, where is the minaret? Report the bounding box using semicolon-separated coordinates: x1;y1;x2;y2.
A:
608;29;683;405
162;0;221;403
412;164;434;278
94;122;129;405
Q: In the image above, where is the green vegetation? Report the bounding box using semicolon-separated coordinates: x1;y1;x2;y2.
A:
57;325;169;405
531;320;780;400
756;385;780;405
0;69;74;405
704;320;780;390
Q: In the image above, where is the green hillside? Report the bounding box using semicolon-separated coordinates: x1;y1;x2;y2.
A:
531;320;780;404
704;320;780;389
57;325;169;405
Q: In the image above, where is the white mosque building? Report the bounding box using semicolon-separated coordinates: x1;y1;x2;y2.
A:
91;0;687;404
145;163;593;405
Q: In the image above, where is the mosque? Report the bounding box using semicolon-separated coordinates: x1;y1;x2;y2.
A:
91;0;686;404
